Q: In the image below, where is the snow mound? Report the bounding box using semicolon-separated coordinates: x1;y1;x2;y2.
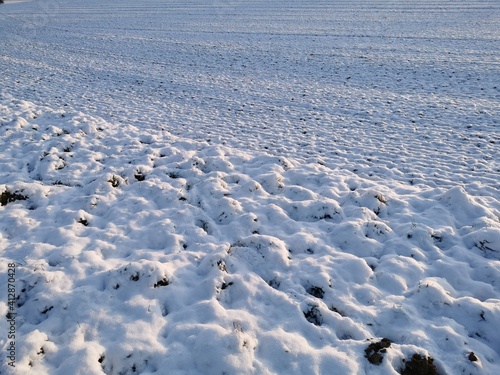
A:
1;95;499;374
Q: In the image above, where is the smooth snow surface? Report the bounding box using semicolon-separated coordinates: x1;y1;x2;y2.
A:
1;0;499;374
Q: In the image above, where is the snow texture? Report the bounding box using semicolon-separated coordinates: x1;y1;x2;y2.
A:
0;0;499;374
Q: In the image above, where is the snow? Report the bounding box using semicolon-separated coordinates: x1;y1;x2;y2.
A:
0;0;499;374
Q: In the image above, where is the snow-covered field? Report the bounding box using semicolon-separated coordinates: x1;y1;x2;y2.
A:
1;0;499;374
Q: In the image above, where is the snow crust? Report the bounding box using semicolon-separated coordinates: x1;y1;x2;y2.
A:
1;0;499;374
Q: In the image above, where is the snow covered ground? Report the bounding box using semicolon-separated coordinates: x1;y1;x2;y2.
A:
0;0;499;374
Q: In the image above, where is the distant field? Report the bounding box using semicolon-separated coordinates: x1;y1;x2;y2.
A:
1;0;498;194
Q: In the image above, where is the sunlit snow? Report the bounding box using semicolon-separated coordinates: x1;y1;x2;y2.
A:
1;0;499;374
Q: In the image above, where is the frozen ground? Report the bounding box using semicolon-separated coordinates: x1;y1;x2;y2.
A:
0;0;499;374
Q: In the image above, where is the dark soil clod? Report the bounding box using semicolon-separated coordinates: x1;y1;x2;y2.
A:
78;218;89;226
217;260;227;272
153;278;169;288
221;281;234;290
365;338;392;365
329;306;346;317
134;173;145;181
304;305;323;326
108;175;120;187
307;286;325;299
1;189;28;206
400;354;439;375
468;352;478;362
268;278;280;289
41;306;54;315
